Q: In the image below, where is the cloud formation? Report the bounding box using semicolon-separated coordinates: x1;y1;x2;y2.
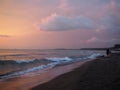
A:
87;37;120;43
0;35;10;38
87;37;109;43
36;0;120;32
97;0;120;32
38;13;94;31
0;0;120;49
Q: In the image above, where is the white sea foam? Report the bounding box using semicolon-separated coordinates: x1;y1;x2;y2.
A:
0;57;74;79
14;59;36;64
46;57;73;62
87;53;101;59
0;49;105;81
0;62;58;79
0;53;102;80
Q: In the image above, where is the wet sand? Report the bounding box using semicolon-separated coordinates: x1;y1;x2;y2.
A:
0;59;90;90
31;53;120;90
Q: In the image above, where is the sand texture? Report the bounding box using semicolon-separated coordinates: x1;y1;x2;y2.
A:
31;53;120;90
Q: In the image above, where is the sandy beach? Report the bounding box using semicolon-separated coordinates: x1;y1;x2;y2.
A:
31;53;120;90
1;0;120;89
0;58;90;90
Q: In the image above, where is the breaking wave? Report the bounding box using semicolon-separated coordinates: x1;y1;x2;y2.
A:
46;57;73;62
0;59;49;65
0;62;57;79
0;53;102;80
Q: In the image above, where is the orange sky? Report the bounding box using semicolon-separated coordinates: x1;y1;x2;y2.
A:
0;0;120;49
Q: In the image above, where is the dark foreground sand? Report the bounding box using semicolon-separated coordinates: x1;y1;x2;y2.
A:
31;53;120;90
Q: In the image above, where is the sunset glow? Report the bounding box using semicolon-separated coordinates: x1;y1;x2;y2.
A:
0;0;120;49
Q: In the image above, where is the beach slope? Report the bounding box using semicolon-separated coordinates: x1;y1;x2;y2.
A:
31;53;120;90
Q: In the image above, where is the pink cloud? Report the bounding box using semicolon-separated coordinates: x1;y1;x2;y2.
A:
38;13;94;31
87;37;120;43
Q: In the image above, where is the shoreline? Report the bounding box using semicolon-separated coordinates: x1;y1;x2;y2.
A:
0;58;92;90
31;53;120;90
24;59;92;90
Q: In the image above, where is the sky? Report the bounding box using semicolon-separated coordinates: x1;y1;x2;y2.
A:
0;0;120;49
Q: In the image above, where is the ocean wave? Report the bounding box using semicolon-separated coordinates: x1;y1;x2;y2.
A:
14;59;36;64
0;57;73;66
0;53;102;80
0;59;38;65
0;62;58;79
46;57;73;62
0;53;101;65
0;57;74;80
87;53;101;59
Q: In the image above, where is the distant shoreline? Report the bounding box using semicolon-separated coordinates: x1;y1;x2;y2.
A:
0;44;120;51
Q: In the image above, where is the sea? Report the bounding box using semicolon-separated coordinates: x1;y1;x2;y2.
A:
0;49;105;81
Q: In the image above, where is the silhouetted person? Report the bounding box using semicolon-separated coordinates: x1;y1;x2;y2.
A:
106;48;111;56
